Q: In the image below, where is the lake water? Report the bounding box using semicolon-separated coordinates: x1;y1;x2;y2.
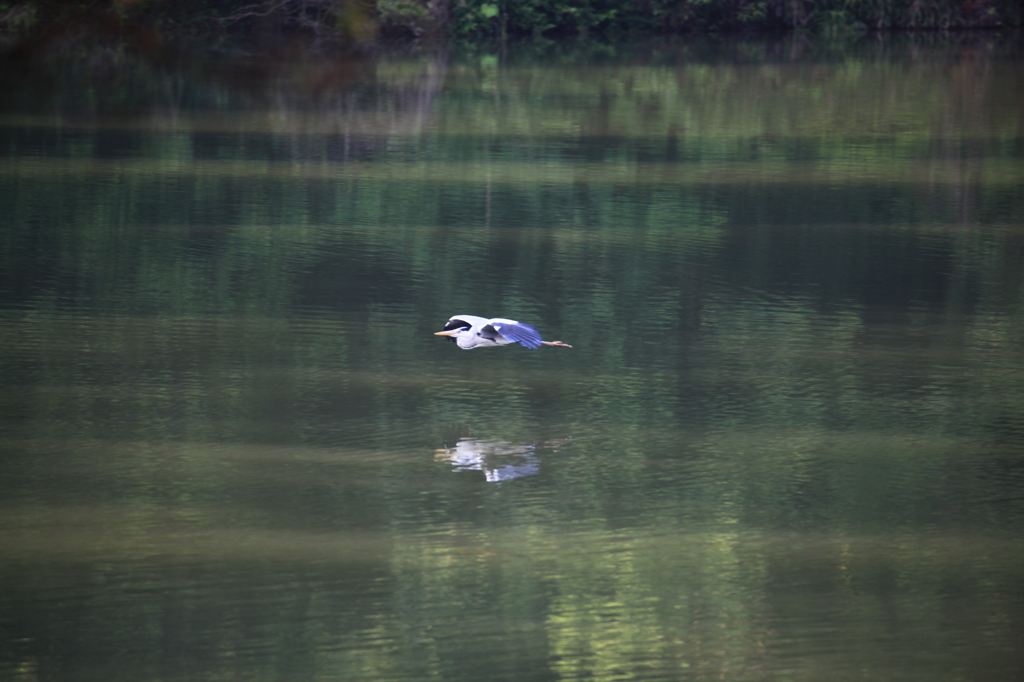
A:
2;34;1024;681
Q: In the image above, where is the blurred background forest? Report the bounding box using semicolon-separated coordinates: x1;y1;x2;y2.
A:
0;0;1020;53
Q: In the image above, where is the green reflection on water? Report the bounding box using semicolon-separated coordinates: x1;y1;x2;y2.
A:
2;34;1024;682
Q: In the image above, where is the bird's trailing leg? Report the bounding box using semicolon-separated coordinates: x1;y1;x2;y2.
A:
542;341;573;348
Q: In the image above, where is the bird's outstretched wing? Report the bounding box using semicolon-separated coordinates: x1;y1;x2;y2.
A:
489;319;543;349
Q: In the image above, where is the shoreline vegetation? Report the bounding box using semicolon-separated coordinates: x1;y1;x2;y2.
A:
0;0;1020;56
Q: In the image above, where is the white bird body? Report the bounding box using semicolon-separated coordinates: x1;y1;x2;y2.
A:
435;315;572;350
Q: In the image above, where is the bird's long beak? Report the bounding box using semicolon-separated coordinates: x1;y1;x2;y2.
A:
434;330;459;336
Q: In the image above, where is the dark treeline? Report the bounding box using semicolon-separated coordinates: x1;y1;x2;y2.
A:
0;0;1020;50
430;0;1021;39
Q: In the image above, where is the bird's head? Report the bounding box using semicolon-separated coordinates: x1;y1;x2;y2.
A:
434;325;470;343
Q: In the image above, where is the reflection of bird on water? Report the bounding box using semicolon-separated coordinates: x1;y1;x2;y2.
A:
435;439;541;482
434;315;572;350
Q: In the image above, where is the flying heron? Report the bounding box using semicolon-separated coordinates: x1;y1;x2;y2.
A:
434;315;572;350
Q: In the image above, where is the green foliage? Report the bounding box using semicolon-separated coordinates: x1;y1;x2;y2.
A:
376;0;433;36
0;0;1019;48
445;0;1019;39
450;0;649;38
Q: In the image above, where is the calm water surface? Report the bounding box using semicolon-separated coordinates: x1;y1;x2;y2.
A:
2;35;1024;681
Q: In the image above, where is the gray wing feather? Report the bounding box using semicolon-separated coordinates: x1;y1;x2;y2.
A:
490;321;543;349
